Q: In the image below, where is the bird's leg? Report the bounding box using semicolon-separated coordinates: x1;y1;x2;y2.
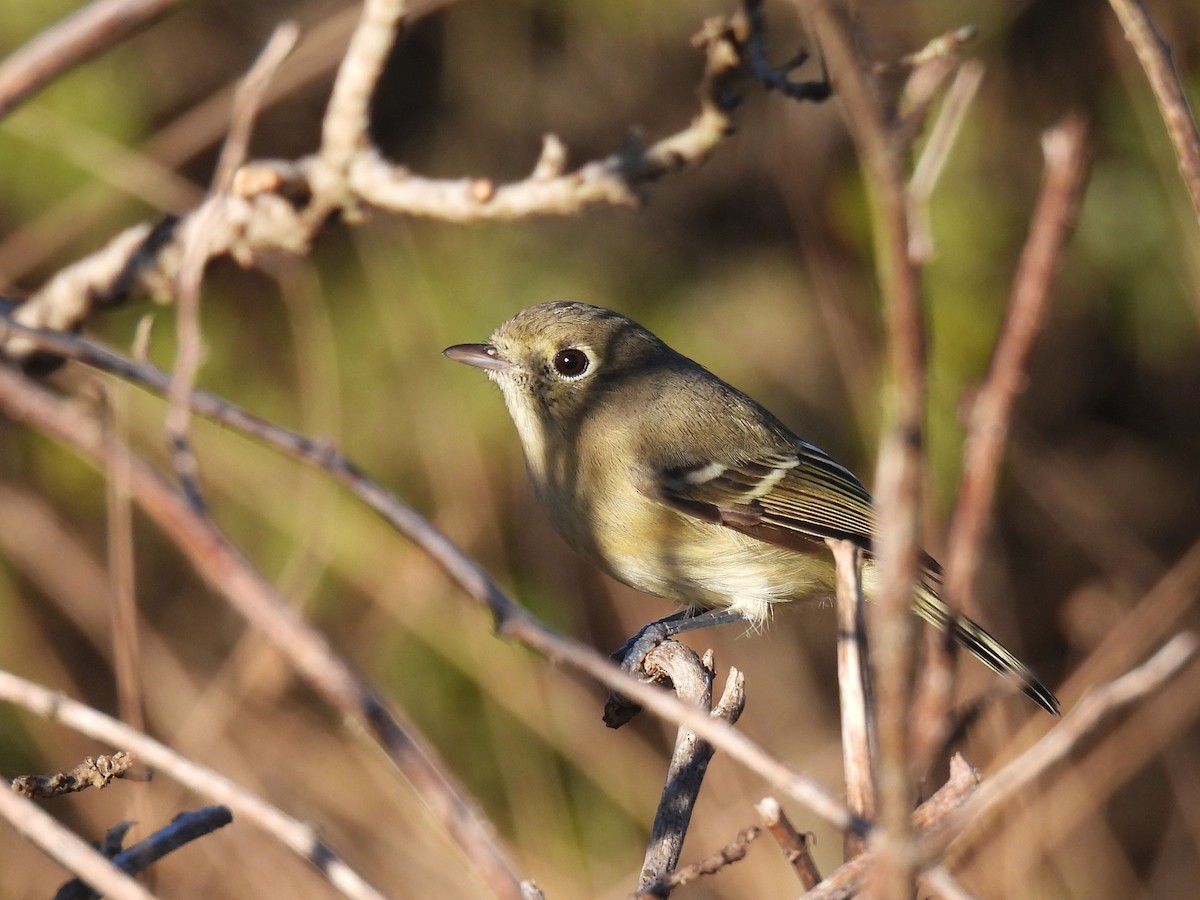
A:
604;607;748;728
610;607;749;670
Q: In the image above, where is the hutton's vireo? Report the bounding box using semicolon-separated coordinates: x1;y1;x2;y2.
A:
445;301;1058;715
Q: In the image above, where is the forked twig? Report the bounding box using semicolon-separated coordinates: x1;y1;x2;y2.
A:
0;668;384;899
637;645;746;896
54;806;233;900
0;784;152;900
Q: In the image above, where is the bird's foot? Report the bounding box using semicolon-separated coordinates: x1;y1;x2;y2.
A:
603;621;673;728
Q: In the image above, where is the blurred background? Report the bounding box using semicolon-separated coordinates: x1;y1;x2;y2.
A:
1;0;1198;897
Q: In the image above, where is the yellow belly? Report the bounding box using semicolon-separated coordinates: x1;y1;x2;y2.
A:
589;488;841;627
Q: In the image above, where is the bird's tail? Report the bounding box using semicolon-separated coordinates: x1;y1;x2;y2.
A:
913;584;1060;716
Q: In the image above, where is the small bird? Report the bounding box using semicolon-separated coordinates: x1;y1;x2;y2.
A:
445;301;1059;715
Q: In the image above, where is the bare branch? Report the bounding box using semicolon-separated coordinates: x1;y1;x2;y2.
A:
638;645;746;897
944;115;1090;619
799;1;927;892
1107;0;1200;224
828;538;876;860
3;5;748;362
10;752;135;799
54;806;233;900
755;797;822;889
907;60;984;262
637;827;763;898
805;754;980;900
0;783;153;900
321;0;409;171
166;22;300;510
743;0;831;102
0;667;385;900
0;0;178;121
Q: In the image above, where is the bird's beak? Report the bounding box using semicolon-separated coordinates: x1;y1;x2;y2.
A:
443;343;511;371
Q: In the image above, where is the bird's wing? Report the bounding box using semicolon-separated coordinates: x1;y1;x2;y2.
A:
650;442;1058;714
652;443;882;553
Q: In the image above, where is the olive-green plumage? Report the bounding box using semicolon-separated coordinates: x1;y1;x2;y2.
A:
445;301;1059;715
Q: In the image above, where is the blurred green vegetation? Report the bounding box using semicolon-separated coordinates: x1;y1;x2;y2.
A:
1;1;1199;897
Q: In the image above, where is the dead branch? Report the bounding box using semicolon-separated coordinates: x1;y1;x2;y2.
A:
10;752;135;799
906;60;984;262
165;22;300;510
0;0;178;121
1107;0;1200;223
637;827;764;898
0;783;153;900
0;667;384;900
828;538;876;860
799;1;928;893
2;0;751;362
637;645;746;897
755;797;822;889
54;806;233;900
804;754;980;900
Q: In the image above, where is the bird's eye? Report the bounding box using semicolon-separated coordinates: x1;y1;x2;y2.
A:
552;348;590;378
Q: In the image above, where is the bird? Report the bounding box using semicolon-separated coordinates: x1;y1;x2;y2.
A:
444;301;1059;715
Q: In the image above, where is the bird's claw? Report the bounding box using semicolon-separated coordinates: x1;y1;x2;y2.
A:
603;621;671;728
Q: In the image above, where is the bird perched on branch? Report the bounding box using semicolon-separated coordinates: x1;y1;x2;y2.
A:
445;301;1059;715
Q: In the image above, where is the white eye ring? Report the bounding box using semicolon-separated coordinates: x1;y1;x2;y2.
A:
552;347;592;379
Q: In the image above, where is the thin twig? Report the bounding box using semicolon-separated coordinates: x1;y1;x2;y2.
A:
638;643;715;896
1107;0;1200;224
54;806;233;900
10;752;135;799
805;754;980;900
0;784;153;900
906;60;984;262
743;0;831;102
828;538;876;860
800;1;927;893
104;380;145;733
321;0;408;173
944;115;1090;620
892;26;978;149
910;114;1090;773
166;23;300;511
636;827;763;897
0;668;385;900
0;0;178;120
755;797;822;889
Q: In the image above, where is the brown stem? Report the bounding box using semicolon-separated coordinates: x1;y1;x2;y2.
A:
1107;0;1200;224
